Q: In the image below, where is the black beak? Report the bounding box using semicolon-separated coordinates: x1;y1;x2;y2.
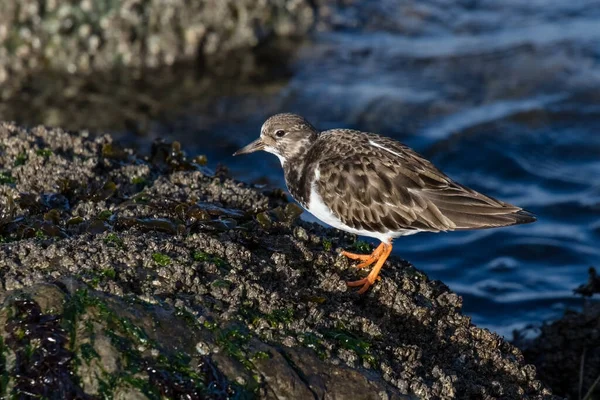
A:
233;138;265;156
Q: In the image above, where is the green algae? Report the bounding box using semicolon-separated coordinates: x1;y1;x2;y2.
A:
152;253;171;266
132;192;151;204
0;171;15;185
131;176;148;186
101;267;117;280
216;326;252;370
103;233;124;248
250;351;270;361
267;308;294;328
256;212;272;229
350;240;371;253
202;320;218;331
300;332;327;360
323;328;376;365
62;289;221;399
79;342;100;362
97;210;113;221
13;153;27;167
101;143;129;161
67;216;84;225
212;279;233;288
36;148;53;158
322;238;332;252
173;307;198;328
92;181;117;201
192;251;227;268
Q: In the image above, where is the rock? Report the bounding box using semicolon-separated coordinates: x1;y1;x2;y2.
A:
0;122;557;398
0;0;316;83
0;280;246;399
574;267;600;297
518;301;600;400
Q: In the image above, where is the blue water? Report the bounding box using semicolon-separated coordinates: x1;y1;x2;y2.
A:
188;0;600;337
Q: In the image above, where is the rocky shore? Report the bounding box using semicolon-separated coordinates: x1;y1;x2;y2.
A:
0;123;558;399
0;0;317;85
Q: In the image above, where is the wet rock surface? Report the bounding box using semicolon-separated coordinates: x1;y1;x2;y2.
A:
0;0;316;84
0;123;557;398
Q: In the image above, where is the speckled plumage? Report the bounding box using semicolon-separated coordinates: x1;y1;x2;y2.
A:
234;113;536;293
300;129;535;233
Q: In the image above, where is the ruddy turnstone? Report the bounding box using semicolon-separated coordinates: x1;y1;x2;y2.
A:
234;113;536;294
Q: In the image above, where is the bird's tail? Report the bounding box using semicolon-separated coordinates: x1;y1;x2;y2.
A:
425;187;537;230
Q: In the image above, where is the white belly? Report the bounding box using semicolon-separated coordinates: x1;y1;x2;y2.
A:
306;170;420;242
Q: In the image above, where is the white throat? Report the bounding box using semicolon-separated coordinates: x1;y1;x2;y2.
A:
264;145;286;166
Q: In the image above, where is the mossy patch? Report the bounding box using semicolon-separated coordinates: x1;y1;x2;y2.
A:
323;328;376;365
101;267;117;280
97;210;113;221
192;251;227;268
300;332;327;360
13;153;27;167
36;148;53;158
216;326;252;370
103;233;124;248
250;351;270;361
79;342;100;362
350;240;371;253
240;305;294;330
203;321;218;332
152;253;171;266
0;171;16;185
267;308;294;328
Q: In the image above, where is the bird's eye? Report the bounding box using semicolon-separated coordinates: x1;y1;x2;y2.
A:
275;129;286;138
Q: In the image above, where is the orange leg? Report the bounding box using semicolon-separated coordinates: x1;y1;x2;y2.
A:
347;242;393;294
341;242;385;269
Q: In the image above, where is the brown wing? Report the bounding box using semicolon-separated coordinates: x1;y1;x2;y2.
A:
314;130;535;234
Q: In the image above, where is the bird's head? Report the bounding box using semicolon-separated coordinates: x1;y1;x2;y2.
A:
233;113;318;164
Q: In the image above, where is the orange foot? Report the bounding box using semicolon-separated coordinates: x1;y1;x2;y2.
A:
341;242;385;269
344;242;393;294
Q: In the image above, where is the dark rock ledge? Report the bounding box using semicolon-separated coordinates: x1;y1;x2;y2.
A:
518;269;600;400
0;123;556;399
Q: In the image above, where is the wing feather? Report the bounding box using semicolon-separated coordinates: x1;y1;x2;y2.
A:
313;130;535;234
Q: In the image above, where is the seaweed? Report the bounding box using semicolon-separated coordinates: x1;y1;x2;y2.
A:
4;298;90;399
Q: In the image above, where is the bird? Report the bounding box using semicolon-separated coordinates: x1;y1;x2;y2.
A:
233;113;536;294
